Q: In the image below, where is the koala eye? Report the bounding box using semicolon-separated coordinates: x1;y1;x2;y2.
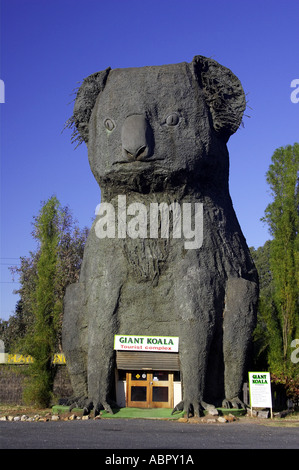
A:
165;113;179;126
104;118;115;131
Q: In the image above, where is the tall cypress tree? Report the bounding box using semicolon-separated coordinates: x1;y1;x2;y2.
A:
4;196;89;406
262;143;299;375
23;196;61;407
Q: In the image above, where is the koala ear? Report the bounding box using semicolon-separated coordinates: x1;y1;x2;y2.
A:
66;67;111;146
192;56;246;142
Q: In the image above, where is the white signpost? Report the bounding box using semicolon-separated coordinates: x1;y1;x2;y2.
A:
248;372;273;418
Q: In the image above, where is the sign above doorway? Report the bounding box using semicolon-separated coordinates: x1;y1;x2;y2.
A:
114;335;179;353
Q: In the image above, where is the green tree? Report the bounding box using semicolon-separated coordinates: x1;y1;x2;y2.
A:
4;196;89;406
4;200;88;354
250;241;275;369
0;300;30;352
23;196;61;406
262;143;299;376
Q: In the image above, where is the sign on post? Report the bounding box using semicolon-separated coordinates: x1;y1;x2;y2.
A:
248;372;273;418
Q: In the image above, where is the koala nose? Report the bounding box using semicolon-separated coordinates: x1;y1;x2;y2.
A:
121;114;153;161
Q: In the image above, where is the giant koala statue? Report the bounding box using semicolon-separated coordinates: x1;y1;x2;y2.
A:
62;56;259;417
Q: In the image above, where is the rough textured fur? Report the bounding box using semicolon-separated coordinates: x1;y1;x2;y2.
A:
62;56;258;417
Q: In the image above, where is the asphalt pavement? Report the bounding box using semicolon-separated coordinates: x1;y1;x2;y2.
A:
1;418;298;452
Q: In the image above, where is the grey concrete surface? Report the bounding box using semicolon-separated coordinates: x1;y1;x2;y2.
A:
1;418;298;450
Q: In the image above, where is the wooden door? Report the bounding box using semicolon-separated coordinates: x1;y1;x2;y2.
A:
150;371;173;408
127;371;151;408
126;371;173;408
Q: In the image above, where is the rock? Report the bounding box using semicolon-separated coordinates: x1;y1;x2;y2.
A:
217;417;228;423
223;414;236;422
69;414;77;420
178;418;188;423
207;407;219;416
8;416;14;421
257;410;270;419
0;416;7;421
13;416;21;421
207;418;217;423
279;410;291;418
51;415;60;421
21;415;28;421
81;415;90;420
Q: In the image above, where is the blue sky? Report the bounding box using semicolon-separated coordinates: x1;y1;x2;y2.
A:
1;0;298;320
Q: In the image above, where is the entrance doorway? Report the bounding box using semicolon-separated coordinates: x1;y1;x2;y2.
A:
126;371;174;408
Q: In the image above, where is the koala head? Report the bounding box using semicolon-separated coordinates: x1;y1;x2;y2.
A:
69;56;245;196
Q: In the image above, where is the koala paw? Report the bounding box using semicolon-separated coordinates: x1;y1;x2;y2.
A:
94;399;119;417
58;395;91;412
172;400;216;418
222;397;246;409
171;400;184;415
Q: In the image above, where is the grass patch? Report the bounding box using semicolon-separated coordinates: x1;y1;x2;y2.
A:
52;405;185;419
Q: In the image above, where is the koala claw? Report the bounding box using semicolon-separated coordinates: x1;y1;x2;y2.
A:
58;396;92;413
82;401;94;415
171;400;184;415
222;397;246;409
94;399;118;416
182;400;216;418
172;399;218;417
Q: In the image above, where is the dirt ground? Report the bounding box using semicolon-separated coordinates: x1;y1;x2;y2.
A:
0;404;298;427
